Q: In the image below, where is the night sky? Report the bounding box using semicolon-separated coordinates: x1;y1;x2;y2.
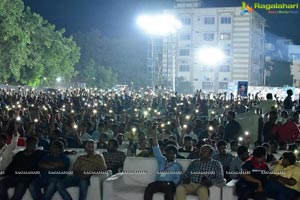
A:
23;0;300;44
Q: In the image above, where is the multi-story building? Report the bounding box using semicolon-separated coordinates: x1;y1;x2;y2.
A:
162;0;266;92
289;45;300;87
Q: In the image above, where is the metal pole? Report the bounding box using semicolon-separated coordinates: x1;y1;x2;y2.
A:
172;49;176;91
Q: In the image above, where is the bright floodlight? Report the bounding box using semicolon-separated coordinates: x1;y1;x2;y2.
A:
56;77;61;82
197;47;225;65
137;14;182;36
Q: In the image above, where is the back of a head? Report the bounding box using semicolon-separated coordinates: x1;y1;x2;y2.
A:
282;151;296;165
216;140;227;148
26;136;39;145
237;145;248;156
287;89;293;96
166;144;178;155
52;140;65;152
266;93;273;100
253;146;266;158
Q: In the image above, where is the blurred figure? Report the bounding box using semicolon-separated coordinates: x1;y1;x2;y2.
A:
229;145;249;179
224;111;242;142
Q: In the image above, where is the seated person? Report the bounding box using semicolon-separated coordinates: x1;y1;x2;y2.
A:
229;145;249;179
230;140;239;152
266;152;300;200
144;125;182;200
278;141;287;150
176;145;224;200
0;137;45;200
236;146;269;200
213;140;234;181
262;143;276;163
187;140;205;159
102;139;126;174
269;141;278;154
29;140;70;200
178;136;194;153
57;139;107;200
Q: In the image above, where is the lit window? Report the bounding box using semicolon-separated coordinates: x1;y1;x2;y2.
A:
220;33;231;40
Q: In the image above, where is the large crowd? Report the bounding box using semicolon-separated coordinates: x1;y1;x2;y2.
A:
0;86;300;200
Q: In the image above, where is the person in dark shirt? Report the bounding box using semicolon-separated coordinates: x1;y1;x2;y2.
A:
262;111;278;142
236;146;269;200
283;89;293;110
223;111;242;142
102;139;126;174
29;140;70;200
0;137;46;200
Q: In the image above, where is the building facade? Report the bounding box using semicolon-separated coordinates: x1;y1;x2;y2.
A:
162;0;266;92
289;45;300;87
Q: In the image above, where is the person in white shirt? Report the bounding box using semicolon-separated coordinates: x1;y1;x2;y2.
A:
257;93;276;116
0;131;19;171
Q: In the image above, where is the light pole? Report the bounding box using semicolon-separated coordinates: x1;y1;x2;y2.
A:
137;14;181;92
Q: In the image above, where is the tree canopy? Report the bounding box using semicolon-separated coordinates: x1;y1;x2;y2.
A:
0;0;80;86
73;30;147;89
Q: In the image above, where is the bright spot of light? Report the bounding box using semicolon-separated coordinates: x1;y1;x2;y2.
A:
197;47;225;65
137;14;182;36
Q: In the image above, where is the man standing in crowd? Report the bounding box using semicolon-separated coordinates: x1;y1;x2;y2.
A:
224;111;242;142
144;124;182;200
257;93;276;116
176;145;224;200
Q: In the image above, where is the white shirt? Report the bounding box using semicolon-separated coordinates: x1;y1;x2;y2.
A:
257;99;276;115
0;134;19;171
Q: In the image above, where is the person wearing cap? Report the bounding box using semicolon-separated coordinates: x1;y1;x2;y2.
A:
144;124;182;200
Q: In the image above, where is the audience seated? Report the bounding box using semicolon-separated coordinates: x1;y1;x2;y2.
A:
235;146;269;200
56;139;107;200
229;145;249;180
102;139;126;174
176;145;225;200
29;140;70;200
0;137;45;200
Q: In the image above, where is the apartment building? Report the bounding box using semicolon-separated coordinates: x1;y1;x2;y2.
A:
162;0;266;91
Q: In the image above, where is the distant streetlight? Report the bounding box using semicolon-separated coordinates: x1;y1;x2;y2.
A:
137;14;182;92
56;77;62;82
